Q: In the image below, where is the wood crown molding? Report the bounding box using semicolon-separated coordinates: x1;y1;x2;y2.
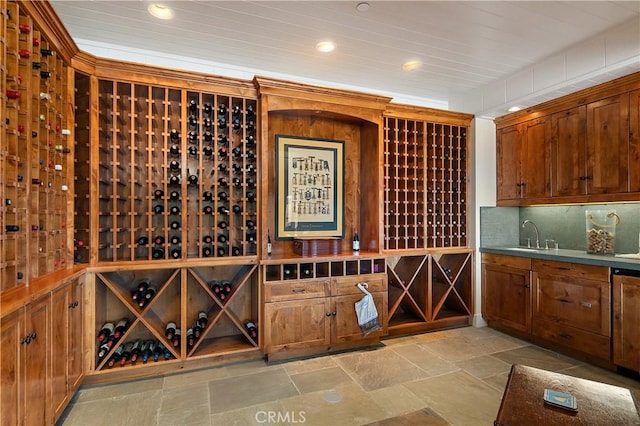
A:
385;103;474;126
495;71;640;129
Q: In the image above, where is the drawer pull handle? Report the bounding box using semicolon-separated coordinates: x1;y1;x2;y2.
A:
580;301;592;308
558;298;572;304
559;333;573;340
292;289;306;294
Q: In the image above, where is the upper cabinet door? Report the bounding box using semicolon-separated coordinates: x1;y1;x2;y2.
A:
551;106;587;197
521;117;551;199
586;94;630;194
496;125;522;201
629;89;640;193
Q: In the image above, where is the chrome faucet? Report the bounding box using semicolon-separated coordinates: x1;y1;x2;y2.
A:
522;220;540;249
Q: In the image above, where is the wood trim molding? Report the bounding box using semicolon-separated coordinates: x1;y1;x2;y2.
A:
385;103;474;126
495;72;640;129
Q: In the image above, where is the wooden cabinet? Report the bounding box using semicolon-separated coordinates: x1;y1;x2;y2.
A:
496;73;640;205
586;94;630;194
612;273;640;372
0;295;51;426
481;253;531;335
496;117;551;202
262;257;387;361
387;251;473;336
51;276;84;420
531;259;610;361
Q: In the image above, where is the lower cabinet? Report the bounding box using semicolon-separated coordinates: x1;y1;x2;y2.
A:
613;273;640;372
481;254;531;335
532;259;610;361
482;254;611;364
1;294;51;426
263;274;387;361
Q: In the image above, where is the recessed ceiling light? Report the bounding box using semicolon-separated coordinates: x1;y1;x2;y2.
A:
148;3;174;20
356;2;370;12
508;106;522;112
316;41;335;53
402;60;422;71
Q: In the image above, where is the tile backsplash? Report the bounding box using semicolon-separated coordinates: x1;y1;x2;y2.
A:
480;203;640;254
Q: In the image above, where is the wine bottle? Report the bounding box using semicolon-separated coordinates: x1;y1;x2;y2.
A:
267;231;272;255
246;104;255;118
246;119;256;132
210;281;222;297
244;320;258;340
352;229;360;252
232;246;242;256
154;189;164;199
170;235;181;245
203;191;213;201
217;246;227;257
192;321;202;340
170;220;180;230
246;164;256;174
232;163;242;173
113;318;129;339
169;190;180;200
130;340;142;364
202;246;213;257
170;129;180;141
188;145;198;157
188;115;198;131
217;206;229;215
246;150;256;160
203;205;213;215
119;342;134;366
188;99;197;114
141;340;155;363
137;236;149;246
170;205;180;215
232;146;242;158
143;286;157;304
246;220;256;229
172;329;181;348
218;177;228;187
152;247;165;259
153;341;164;362
186;328;195;348
246;232;257;243
169;175;180;185
217;234;228;243
203;103;212;115
170;248;181;259
218;146;228;159
188;131;197;144
153;204;164;214
218;134;228;145
5;225;19;232
231;177;242;187
165;322;177;340
218;191;228;201
246;177;256;188
246;192;256;202
197;311;208;329
203;145;213;156
188;174;198;185
232;204;242;214
203;235;213;244
97;341;111;360
154;236;165;245
169;160;180;170
98;322;115;342
40;71;52;79
203;117;212;131
245;135;256;146
107;345;124;368
222;281;232;295
218;163;228;172
40;48;54;56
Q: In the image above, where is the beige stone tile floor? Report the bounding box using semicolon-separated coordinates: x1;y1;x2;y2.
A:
58;327;640;426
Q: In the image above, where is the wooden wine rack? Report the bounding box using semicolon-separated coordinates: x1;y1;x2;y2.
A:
1;0;73;291
384;116;468;250
92;81;258;263
387;250;473;334
90;264;259;375
73;71;90;263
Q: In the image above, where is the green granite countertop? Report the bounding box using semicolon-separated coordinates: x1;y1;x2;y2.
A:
480;246;640;272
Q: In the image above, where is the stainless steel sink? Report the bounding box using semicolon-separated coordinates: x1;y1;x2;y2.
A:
503;246;553;252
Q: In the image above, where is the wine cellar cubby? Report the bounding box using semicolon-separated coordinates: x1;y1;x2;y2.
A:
384;115;469;250
91;80;258;263
1;0;73;291
91;264;258;374
387;250;473;334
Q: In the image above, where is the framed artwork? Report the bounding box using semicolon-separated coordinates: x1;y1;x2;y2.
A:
275;135;344;239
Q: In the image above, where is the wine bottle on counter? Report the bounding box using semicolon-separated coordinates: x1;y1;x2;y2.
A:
267;231;272;255
352;229;360;252
244;320;258;340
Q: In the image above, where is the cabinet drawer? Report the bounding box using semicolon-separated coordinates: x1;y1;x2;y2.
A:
330;275;387;296
264;280;329;302
533;271;609;336
533;318;611;361
482;253;531;270
532;259;609;281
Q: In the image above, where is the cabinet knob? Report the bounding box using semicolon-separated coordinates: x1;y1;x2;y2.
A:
332;312;336;316
326;312;332;317
524;284;530;289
